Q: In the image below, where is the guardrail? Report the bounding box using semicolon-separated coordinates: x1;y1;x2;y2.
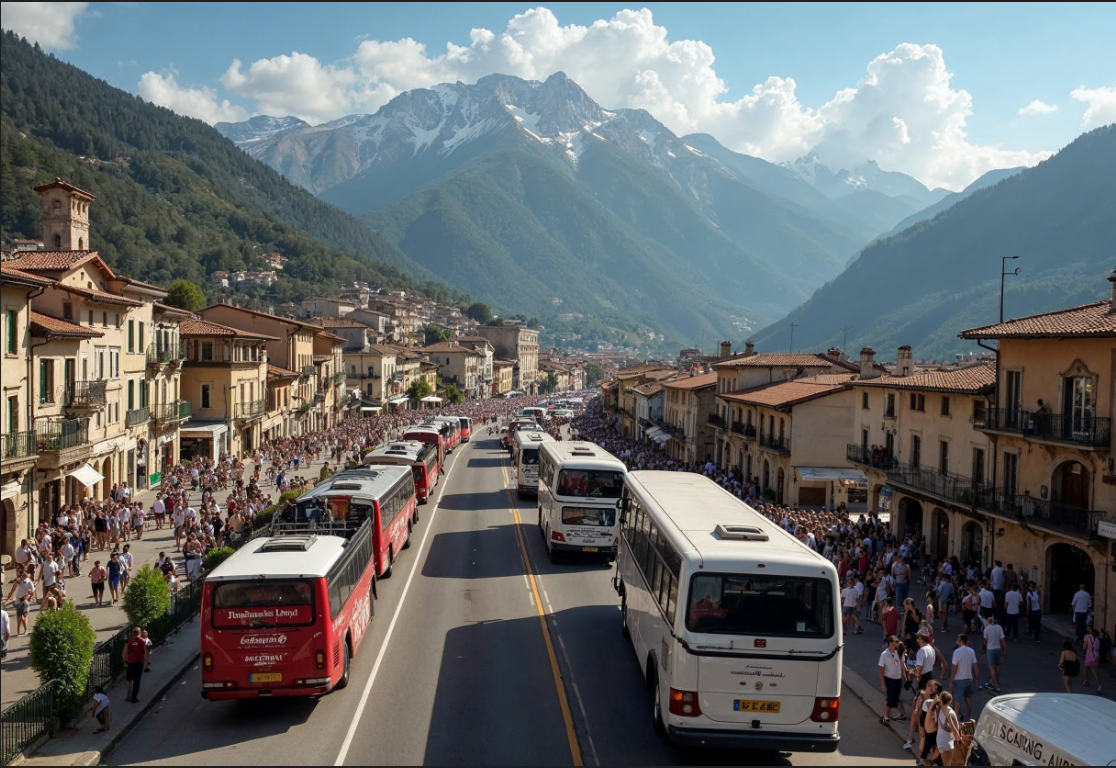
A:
974;407;1111;448
234;399;267;421
63;381;106;409
34;418;89;451
708;413;726;428
1;431;36;460
145;340;185;366
758;433;791;452
0;680;56;765
975;490;1104;540
126;406;150;427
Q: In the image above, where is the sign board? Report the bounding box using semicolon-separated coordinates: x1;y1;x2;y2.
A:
149;471;162;487
1098;520;1116;540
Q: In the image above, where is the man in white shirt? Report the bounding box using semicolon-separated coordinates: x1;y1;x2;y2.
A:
39;558;58;608
878;635;905;724
915;632;937;690
172;506;187;551
1071;585;1091;642
981;616;1006;692
1003;586;1023;641
949;633;980;720
841;579;863;635
152;497;165;530
978;584;996;621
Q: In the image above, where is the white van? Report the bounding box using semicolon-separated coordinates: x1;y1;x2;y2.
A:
537;441;626;562
968;693;1116;766
512;430;555;497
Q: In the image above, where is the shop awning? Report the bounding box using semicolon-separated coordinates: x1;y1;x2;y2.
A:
69;463;105;488
387;394;410;405
645;426;663;438
180;423;229;438
795;467;868;484
360;406;382;413
421;395;443;403
653;431;672;444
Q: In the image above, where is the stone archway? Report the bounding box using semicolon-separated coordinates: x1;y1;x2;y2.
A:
931;508;950;562
100;456;112;500
1046;543;1095;616
870;483;887;514
960;521;984;569
896;497;924;539
1;498;15;558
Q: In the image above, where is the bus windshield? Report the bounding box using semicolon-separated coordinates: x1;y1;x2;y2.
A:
521;448;539;465
212;580;315;628
562;506;616;526
557;469;624;498
686;573;835;638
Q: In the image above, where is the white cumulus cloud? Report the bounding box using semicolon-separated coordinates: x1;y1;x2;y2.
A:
1;1;88;50
1070;82;1116;128
220;53;360;123
1018;99;1058;116
137;71;248;124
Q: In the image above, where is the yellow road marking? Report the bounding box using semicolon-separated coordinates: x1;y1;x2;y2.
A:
501;462;584;767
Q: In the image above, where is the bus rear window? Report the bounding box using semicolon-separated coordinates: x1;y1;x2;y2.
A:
212;580;315;628
557;469;624;498
521;448;539;465
686;573;834;638
562;506;616;527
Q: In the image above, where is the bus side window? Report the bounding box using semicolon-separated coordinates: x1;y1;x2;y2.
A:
643;524;659;579
330;573;344;618
380;501;390;532
666;574;679;624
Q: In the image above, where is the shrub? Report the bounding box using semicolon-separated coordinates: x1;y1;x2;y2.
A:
278;490;300;503
253;508;276;530
28;602;97;722
122;565;172;628
205;547;236;573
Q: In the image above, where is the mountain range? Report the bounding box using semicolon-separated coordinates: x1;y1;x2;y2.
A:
217;72;957;342
754;124;1116;358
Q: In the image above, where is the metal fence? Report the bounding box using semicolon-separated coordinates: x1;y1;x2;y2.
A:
0;681;56;765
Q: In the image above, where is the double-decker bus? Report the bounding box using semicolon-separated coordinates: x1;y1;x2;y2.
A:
402;425;445;465
289;466;417;578
614;471;842;753
200;520;375;700
512;430;555;497
537;442;626;563
364;441;439;504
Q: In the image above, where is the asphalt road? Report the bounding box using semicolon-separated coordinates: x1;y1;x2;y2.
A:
107;434;906;767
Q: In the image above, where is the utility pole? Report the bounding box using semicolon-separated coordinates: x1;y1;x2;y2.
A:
788;323;799;354
840;325;854;354
1001;255;1021;323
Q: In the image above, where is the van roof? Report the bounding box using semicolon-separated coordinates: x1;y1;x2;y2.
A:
515;430;554;447
297;465;410;502
540;441;625;469
981;693;1116;766
206;534;349;581
624;471;833;573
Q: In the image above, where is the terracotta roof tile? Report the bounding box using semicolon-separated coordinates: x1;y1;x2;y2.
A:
312;317;372;329
0;263;54;288
721;379;849;408
200;303;321;330
662;372;718;390
267;364;299;379
29;311;104;338
57;283;142;307
960;301;1116;339
11;250;107;274
633;382;667;396
179;317;278;340
423;342;482;356
33;179;95;199
713;353;857;371
855;362;995;395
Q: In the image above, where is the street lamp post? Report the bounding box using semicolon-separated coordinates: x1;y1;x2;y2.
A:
1001;255;1021;323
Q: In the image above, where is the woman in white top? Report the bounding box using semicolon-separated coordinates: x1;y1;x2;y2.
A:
932;691;962;764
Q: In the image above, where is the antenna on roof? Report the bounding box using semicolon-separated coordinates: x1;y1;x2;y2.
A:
788;323;799;354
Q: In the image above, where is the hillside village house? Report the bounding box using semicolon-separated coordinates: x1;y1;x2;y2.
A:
453;336;496;396
632;381;666;443
613;364;677;438
493;359;515;396
847;348;996;566
265;364;298;444
423;342;484;399
474;325;540;394
312;329;348;428
661;371;718;464
958;270;1116;630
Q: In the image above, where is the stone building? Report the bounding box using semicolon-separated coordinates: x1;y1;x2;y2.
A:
473;325;540;394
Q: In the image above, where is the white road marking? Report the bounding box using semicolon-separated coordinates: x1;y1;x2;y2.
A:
333;443;464;766
523;574;531;592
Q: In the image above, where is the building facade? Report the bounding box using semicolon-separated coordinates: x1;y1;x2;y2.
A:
473;325;540;394
661;371;718;464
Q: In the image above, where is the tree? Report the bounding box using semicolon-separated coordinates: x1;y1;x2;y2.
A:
407;378;432;402
444;384;465;405
585;362;604;387
165;279;207;312
204;547;236;573
527;317;540;329
539;372;559;394
422;325;451;345
28;602;97;721
465;302;493;324
123;565;172;628
486;318;504;326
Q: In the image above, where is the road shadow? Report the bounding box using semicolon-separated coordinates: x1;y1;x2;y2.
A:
421;526;526;580
467;456;505;468
437;489;509;512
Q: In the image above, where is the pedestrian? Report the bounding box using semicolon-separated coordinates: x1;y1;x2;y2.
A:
89;560;107;606
949;634;979;721
122;626;146;703
1070;585;1091;643
892;554;911;608
905;678;941;757
1003;583;1023;641
931;691;962;766
1083;625;1103;693
915;632;937;691
936;574;955;632
879;634;907;725
1026;582;1042;641
981;615;1006;693
107;553;122;604
0;605;8;659
90;686;111;732
841;577;863;635
1058;640;1080;693
882;597;899;649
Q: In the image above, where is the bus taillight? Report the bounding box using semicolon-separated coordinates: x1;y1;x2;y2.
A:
551;530;566;542
669;688;702;717
810;697;840;722
315;650;326;670
203;653;213;672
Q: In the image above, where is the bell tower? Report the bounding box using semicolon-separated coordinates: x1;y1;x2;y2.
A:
33;178;96;251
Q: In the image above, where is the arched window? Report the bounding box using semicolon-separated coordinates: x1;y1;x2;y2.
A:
53;234;62;248
53;199;62;209
78;237;84;249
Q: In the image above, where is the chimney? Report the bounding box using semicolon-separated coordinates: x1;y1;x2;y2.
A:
826;347;842;362
1109;268;1116;314
897;345;913;376
859;346;880;380
720;341;732;358
744;340;756;356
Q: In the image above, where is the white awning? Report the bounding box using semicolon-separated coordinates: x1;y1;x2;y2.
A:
645;426;663;438
795;467;868;484
180;423;229;438
653;431;672;444
69;463;105;488
360;406;382;413
421;395;442;403
387;394;410;405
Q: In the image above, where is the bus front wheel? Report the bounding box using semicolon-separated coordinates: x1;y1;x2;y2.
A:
335;639;351;690
383;548;394;579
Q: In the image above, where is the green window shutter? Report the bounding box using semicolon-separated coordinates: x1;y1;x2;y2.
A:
140;382;147;408
128;320;134;353
138;322;145;352
128;380;135;410
39;360;47;402
6;311;16;354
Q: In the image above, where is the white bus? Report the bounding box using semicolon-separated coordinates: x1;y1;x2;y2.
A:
537;442;626;563
614;471;842;753
512;430;554;497
522;406;548;423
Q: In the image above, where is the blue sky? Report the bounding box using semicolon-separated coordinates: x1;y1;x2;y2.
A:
4;2;1114;189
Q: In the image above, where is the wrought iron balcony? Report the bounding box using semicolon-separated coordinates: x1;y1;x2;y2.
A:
847;443;900;470
708;413;726;429
975;489;1104;541
758;433;792;453
301;365;315;378
885;461;992;508
731;421;755;437
35;418;89;452
297;401;313;414
1;430;37;462
974;407;1111;449
146;341;186;367
126;406;150;427
234;399;266;421
153;399;190;423
64;380;107;408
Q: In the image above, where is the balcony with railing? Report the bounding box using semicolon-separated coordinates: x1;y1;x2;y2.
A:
146;340;186;367
34;418;91;467
301;365;315;378
847;443;900;470
297;400;314;415
975;489;1104;542
708;413;726;429
758;432;791;453
332;371;347;387
64;381;107;409
974;407;1111;449
886;461;992;509
1;430;38;468
126;406;150;427
233;399;266;421
153;400;190;424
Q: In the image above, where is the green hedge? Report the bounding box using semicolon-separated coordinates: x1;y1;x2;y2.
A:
204;547;236;573
28;602;97;722
123;565;172;629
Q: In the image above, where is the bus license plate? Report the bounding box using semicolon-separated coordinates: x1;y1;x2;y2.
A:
582;546;598;553
735;700;780;713
250;672;283;683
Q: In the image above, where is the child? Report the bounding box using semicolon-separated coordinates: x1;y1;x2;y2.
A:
91;686;111;733
141;629;153;672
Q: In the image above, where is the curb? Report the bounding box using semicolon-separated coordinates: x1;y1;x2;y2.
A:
841;664;909;746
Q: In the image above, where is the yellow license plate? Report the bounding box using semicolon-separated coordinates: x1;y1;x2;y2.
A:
249;672;282;683
735;700;780;713
582;546;598;552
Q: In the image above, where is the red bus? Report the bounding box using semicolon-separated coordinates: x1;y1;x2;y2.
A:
457;416;472;442
402;426;445;465
428;418;459;452
363;441;439;504
200;520;375;700
505;417;536;452
287;465;418;578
